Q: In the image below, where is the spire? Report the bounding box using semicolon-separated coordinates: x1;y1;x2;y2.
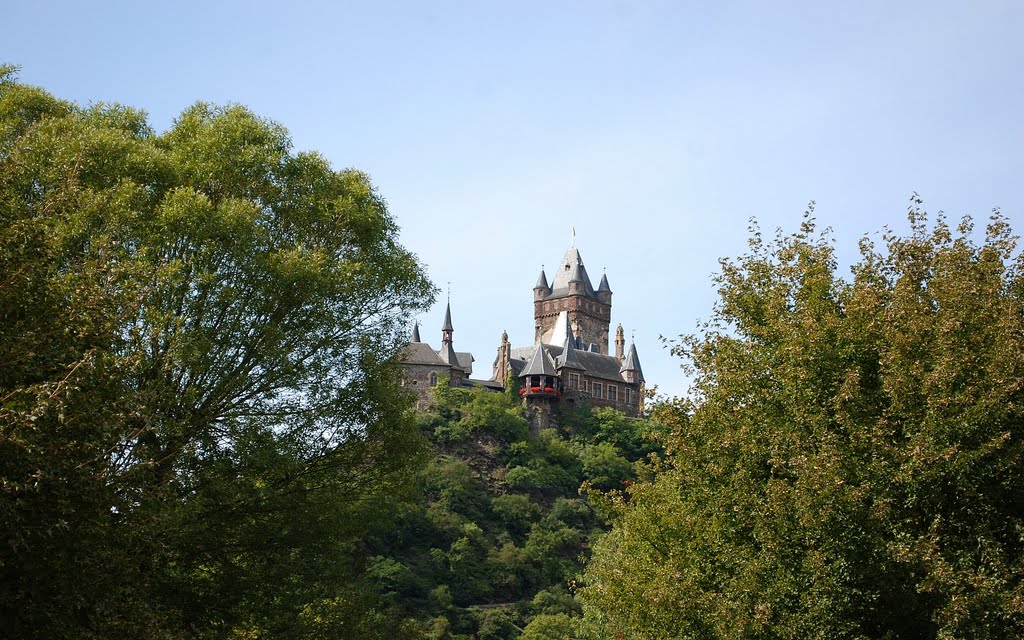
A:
441;302;454;334
535;267;549;291
557;319;585;371
439;301;459;370
620;341;644;384
598;272;611;293
519;341;557;377
411;322;421;343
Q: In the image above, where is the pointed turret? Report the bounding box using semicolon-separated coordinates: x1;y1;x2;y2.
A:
557;319;585;371
438;302;462;371
411;322;421;343
598;273;611;292
520;341;558;378
620;341;644;384
535;268;549;291
534;267;550;302
441;302;454;335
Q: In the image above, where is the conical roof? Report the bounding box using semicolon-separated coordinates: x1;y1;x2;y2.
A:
519;341;557;377
411;322;421;343
441;302;454;332
557;321;585;371
598;273;611;292
568;261;585;284
620;341;644;383
535;268;549;290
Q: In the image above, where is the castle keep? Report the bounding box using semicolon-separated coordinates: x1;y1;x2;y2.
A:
399;244;644;423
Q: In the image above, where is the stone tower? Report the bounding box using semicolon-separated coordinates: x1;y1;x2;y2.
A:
533;247;612;354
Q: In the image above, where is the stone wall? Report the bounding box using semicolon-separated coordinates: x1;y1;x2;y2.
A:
399;363;449;411
534;294;611;354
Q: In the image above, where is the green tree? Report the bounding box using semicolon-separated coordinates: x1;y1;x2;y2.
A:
582;205;1024;639
0;67;432;638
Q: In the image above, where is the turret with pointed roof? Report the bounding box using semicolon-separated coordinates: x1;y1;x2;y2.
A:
438;302;462;372
620;341;644;385
534;268;549;292
441;302;454;335
556;319;585;371
519;341;558;378
597;272;612;305
411;322;421;343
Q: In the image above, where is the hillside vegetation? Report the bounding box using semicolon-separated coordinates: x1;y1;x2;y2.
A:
346;384;665;639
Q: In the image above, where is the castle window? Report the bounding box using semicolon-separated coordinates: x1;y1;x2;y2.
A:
568;373;579;389
625;388;632;404
592;382;603;399
429;372;438;387
607;385;617;402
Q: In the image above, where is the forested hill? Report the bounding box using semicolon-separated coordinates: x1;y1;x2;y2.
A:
344;384;666;639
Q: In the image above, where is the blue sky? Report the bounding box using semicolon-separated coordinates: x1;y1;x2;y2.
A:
7;1;1023;398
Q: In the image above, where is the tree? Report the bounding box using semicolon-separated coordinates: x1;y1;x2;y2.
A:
0;66;432;638
581;204;1024;639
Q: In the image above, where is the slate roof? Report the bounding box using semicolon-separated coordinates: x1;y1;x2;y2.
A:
438;340;461;371
547;247;599;300
598;273;611;293
620;342;644;383
464;378;504;391
455;352;474;376
507;343;637;384
400;342;447;366
411;322;421;343
556;319;585;371
441;302;454;332
535;268;549;290
519;342;558;377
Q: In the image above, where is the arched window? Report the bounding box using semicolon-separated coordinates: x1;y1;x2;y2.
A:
429;372;438;387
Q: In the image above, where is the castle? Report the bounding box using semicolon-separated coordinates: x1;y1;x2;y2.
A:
399;244;644;425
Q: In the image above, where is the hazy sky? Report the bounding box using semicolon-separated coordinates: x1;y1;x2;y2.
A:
7;1;1023;398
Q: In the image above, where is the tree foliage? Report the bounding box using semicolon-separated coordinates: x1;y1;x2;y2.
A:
0;66;432;638
356;383;663;638
581;204;1024;639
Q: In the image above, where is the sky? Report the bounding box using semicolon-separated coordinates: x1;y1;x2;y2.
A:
6;0;1024;399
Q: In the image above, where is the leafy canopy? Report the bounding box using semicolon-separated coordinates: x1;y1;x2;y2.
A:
0;65;432;638
582;203;1024;639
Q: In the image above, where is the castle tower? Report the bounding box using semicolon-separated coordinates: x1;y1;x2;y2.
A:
533;247;612;354
615;324;625;360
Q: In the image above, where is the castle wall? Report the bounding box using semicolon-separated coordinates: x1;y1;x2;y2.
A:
400;363;459;411
534;295;611;354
